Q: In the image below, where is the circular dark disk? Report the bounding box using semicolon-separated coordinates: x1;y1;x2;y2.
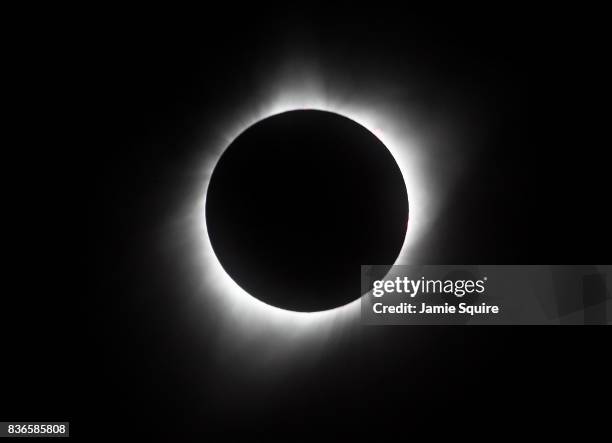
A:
205;110;408;312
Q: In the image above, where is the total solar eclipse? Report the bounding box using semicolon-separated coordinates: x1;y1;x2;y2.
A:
205;110;408;312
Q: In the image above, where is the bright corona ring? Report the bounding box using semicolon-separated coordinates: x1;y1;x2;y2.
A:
193;83;430;338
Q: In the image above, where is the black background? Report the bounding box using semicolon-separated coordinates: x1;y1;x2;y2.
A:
3;6;610;440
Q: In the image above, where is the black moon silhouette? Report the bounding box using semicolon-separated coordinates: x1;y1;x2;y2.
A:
205;110;408;312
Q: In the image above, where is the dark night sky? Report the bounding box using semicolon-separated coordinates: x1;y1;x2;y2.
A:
3;7;610;440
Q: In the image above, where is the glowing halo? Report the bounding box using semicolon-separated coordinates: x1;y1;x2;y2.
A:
181;69;444;352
